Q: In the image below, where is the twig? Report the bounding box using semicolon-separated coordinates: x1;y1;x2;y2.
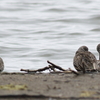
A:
20;60;80;74
69;68;80;75
47;60;66;71
20;66;50;73
48;65;56;72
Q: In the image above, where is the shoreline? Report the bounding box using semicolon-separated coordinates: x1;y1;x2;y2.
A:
0;72;100;100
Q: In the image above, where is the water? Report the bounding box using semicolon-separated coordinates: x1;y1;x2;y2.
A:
0;0;100;72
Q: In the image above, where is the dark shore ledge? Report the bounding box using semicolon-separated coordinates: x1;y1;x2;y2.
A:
0;72;100;100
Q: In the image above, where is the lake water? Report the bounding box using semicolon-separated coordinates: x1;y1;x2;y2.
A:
0;0;100;72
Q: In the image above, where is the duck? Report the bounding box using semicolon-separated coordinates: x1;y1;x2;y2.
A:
73;46;98;72
97;44;100;67
0;57;4;72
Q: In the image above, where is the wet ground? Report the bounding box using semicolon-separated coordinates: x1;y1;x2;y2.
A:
0;72;100;100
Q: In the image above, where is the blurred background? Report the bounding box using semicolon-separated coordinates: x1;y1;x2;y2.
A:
0;0;100;72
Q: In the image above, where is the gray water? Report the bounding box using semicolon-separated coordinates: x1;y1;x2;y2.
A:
0;0;100;72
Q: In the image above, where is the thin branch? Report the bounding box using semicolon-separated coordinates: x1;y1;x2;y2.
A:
47;60;66;71
69;68;80;75
20;66;50;73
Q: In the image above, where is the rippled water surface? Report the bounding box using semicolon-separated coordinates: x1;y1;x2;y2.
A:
0;0;100;72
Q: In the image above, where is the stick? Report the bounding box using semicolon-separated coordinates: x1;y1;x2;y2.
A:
69;68;80;75
48;65;56;72
20;66;50;73
47;60;66;71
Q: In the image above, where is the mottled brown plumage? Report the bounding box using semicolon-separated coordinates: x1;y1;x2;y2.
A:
0;57;4;72
97;44;100;68
73;46;98;72
97;44;100;60
97;60;100;67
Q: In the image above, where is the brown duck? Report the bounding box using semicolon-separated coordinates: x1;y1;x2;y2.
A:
73;46;98;72
97;44;100;67
0;57;4;72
